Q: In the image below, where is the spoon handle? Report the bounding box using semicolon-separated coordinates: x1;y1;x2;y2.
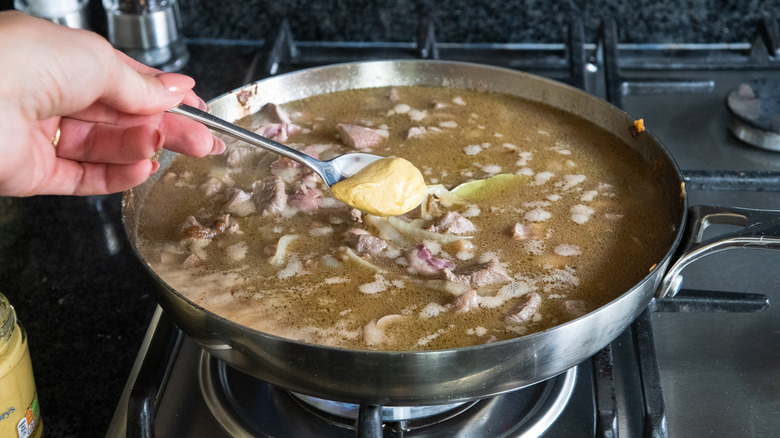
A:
168;104;324;171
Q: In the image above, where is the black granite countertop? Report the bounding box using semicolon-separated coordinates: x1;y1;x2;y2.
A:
0;195;156;437
178;0;780;44
1;3;780;436
6;0;779;44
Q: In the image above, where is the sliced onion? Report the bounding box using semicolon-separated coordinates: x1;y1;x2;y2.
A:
268;234;300;267
387;216;469;244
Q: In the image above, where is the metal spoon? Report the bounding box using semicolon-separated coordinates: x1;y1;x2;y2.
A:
168;104;383;186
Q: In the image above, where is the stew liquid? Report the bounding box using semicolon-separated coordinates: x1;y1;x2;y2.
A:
136;86;675;351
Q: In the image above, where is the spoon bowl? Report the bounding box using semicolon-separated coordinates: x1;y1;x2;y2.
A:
168;104;383;186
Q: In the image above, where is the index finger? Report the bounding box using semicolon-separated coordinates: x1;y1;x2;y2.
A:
113;49;206;110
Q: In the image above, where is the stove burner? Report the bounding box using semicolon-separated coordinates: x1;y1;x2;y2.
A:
291;396;480;433
291;393;470;422
198;350;578;437
726;78;780;151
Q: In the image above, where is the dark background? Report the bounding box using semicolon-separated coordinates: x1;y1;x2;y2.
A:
174;0;780;44
2;0;780;43
0;1;779;437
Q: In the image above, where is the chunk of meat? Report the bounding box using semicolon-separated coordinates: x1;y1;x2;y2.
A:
343;228;387;257
256;123;300;143
301;145;320;160
259;102;292;124
252;176;288;216
201;177;224;197
427;212;476;235
511;222;546;240
301;171;321;188
337;124;385;150
505;293;542;325
407;245;456;277
227;145;262;168
350;208;363;223
451;290;479;314
182;214;238;239
271;155;300;171
288;185;322;212
424;195;443;218
220;187;256;217
162;171;193;186
271;145;320;170
443;258;512;288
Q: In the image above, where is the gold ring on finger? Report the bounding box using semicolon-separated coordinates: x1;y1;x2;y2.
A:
51;126;62;150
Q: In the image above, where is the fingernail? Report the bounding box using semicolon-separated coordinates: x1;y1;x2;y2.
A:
157;73;195;95
210;136;226;155
180;93;205;109
154;129;165;150
150;160;160;174
188;97;208;110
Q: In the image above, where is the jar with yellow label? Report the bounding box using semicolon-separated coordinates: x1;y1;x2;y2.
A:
0;293;42;438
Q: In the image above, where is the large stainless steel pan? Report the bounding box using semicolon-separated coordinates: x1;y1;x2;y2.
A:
122;60;780;406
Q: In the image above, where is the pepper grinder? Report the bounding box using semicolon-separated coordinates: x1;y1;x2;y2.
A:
103;0;189;71
14;0;90;29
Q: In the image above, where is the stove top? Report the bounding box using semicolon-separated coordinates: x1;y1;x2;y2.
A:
111;309;604;437
107;16;780;437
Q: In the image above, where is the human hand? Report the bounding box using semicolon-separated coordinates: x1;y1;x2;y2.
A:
0;11;225;196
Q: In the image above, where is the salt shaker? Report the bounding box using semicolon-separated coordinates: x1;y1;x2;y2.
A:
14;0;90;29
103;0;190;71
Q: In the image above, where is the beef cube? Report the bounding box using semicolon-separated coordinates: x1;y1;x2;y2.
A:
256;123;300;143
428;212;476;235
252;176;288;216
227;145;262;168
289;185;322;212
259;103;292;124
407;245;455;277
452;290;479;314
344;228;387;257
201;177;224;197
510;222;545;240
271;145;320;170
337;123;385;150
220;187;256;217
504;293;542;324
443;258;511;288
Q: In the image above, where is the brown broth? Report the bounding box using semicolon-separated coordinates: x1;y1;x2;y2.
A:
136;85;676;351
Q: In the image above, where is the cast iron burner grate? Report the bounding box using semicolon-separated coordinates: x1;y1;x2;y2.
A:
726;78;780;151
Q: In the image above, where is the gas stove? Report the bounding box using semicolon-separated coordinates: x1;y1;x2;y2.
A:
107;17;780;437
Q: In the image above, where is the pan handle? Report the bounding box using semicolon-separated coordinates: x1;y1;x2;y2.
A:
656;205;780;298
